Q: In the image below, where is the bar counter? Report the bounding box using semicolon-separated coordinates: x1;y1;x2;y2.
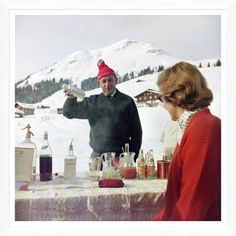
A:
15;172;167;221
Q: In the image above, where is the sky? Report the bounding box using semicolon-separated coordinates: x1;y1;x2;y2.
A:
15;15;221;82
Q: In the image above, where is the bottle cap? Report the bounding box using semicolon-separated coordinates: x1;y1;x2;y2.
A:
22;124;34;139
43;131;48;140
69;139;73;151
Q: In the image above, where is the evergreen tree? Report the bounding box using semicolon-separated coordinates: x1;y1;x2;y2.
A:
157;65;165;72
129;71;134;79
15;78;71;103
138;66;154;76
81;76;98;91
15;66;160;103
122;73;129;82
216;59;221;67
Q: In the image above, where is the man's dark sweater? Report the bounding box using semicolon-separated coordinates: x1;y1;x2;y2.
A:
63;89;142;160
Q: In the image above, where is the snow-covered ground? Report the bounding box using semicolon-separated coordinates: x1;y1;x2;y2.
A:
15;66;221;174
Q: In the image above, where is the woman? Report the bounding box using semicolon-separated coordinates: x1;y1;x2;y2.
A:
153;62;221;221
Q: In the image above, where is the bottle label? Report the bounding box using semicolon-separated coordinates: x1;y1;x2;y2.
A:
137;166;145;177
64;159;76;179
15;147;34;182
147;166;156;177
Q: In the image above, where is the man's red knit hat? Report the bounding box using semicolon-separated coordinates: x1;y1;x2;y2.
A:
97;59;116;80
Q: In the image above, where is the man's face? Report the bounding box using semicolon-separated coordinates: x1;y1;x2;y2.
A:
98;74;117;96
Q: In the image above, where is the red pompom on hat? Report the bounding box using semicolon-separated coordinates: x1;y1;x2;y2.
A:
97;59;116;80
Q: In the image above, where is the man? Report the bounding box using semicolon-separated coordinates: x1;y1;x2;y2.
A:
159;119;179;160
63;59;142;162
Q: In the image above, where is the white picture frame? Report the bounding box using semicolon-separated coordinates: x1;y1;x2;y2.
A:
1;0;235;235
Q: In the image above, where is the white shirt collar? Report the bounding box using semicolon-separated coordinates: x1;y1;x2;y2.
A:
110;89;116;98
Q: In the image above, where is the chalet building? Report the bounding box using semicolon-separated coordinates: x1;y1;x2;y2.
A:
35;104;63;115
134;89;160;107
15;102;35;116
36;105;50;109
15;108;24;118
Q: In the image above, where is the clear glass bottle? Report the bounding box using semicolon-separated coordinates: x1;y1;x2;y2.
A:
62;83;85;98
147;149;156;179
144;152;149;178
119;143;137;179
17;124;37;180
124;143;129;154
64;139;77;179
39;131;52;181
101;152;117;179
137;149;145;179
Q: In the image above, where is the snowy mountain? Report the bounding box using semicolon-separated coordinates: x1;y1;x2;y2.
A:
16;39;181;88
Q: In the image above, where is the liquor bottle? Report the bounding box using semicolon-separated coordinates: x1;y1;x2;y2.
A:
39;131;52;181
17;124;38;180
64;139;77;179
137;149;145;179
62;83;85;98
147;149;156;179
144;152;149;178
124;143;129;154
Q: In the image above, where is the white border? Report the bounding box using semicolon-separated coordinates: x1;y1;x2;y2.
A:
1;0;235;235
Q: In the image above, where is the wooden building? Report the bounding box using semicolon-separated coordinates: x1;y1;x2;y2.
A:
134;89;160;107
15;108;24;118
15;102;35;116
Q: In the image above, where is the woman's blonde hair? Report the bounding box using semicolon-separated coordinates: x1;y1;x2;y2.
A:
157;61;213;110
